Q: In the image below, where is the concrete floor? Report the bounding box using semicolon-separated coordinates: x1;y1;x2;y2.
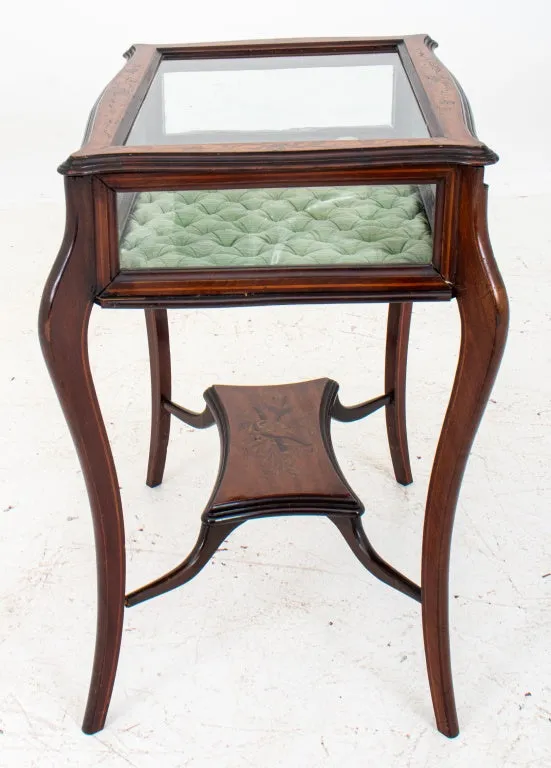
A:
1;194;550;767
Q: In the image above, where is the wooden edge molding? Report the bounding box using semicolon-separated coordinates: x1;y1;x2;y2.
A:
99;163;454;191
61;141;495;175
95;264;452;309
95;290;452;309
155;35;404;54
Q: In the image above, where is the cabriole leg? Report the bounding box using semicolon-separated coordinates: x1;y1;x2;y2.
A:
422;170;509;737
39;178;125;735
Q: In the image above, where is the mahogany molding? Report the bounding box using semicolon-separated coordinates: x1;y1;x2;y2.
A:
96;266;452;309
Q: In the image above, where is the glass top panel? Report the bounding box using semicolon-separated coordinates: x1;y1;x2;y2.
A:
125;52;429;146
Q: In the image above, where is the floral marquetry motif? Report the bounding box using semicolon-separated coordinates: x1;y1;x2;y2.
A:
205;379;363;520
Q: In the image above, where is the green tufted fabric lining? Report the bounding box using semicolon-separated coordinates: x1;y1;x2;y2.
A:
119;185;433;270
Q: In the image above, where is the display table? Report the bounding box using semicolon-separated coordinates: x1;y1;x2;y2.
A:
39;35;509;737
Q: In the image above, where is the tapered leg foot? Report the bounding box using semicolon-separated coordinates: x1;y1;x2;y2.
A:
422;172;508;738
39;178;125;735
330;515;421;602
385;302;413;485
145;308;172;487
126;521;239;607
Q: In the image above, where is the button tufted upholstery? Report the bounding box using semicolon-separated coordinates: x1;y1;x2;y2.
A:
119;185;433;270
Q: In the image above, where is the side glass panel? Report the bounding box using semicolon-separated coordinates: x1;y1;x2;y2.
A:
125;52;429;146
117;184;436;270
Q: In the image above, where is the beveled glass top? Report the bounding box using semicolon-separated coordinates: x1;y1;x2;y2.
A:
125;52;429;146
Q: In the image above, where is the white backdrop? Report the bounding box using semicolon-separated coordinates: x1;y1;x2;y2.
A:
1;0;549;204
1;4;550;765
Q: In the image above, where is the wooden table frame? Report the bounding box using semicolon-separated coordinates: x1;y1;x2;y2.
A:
39;35;509;738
